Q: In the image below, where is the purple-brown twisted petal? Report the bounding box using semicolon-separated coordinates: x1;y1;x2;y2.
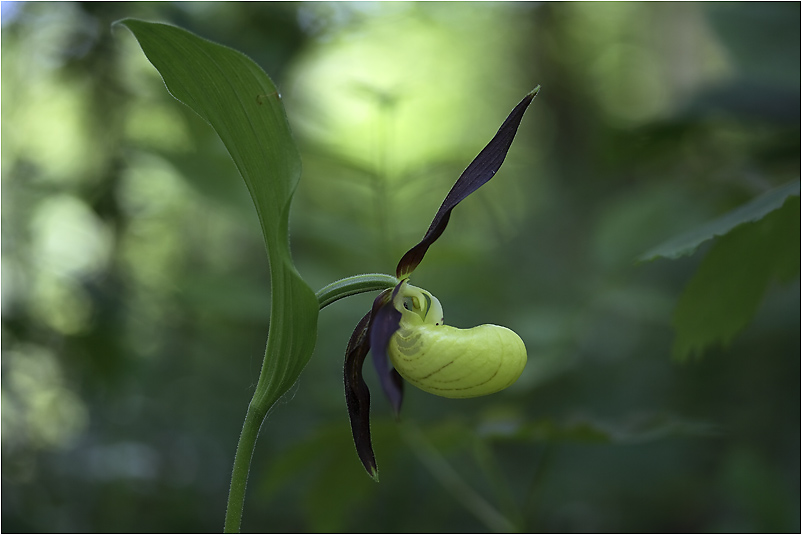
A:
343;286;404;481
396;87;540;279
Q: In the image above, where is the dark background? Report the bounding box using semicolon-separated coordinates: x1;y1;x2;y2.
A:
2;2;799;532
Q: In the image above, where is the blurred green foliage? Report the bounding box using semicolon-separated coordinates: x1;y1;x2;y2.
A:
2;2;799;533
672;194;799;360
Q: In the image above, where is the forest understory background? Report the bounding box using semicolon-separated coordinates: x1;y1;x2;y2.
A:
2;2;800;532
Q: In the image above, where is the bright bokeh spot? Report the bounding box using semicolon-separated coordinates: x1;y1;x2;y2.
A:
26;195;112;334
30;194;112;279
285;4;538;260
2;345;89;453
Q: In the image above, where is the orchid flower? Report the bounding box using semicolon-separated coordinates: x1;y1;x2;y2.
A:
343;87;540;480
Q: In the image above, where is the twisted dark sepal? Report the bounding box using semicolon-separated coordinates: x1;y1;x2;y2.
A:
344;287;404;481
344;308;379;482
396;86;541;279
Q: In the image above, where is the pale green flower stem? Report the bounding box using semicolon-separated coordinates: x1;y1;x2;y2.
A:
315;273;400;310
224;273;399;533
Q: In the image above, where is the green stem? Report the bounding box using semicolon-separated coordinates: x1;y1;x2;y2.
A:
223;272;398;532
224;404;266;533
316;273;399;309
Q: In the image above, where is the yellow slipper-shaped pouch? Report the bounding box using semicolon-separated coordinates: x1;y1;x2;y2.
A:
387;283;527;398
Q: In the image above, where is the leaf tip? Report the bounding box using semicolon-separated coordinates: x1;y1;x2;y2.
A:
529;85;541;98
111;17;142;31
110;17;131;33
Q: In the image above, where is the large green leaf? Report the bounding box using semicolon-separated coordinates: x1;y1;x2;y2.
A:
116;20;318;412
640;180;800;261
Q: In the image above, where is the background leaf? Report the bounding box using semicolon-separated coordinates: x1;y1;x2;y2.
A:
640;181;800;261
672;196;800;360
116;19;318;412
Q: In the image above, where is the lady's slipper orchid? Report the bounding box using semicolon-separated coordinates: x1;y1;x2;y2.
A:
344;87;540;480
388;280;527;398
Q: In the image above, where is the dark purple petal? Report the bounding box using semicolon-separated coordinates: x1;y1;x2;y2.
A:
369;283;404;417
343;307;379;481
344;286;405;481
396;87;540;278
